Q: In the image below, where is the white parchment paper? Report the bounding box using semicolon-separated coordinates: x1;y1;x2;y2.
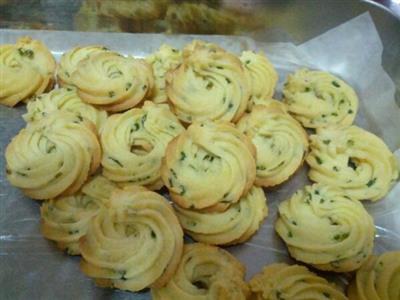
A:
0;12;399;299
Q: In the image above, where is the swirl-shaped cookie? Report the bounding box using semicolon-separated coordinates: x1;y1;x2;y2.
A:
146;44;182;103
0;36;56;107
240;51;278;111
101;101;184;189
5;111;101;200
250;263;347;300
23;87;107;131
283;69;359;128
70;51;154;112
97;0;167;20
275;184;374;272
306;125;399;201
165;3;235;35
175;186;267;245
57;45;109;87
40;175;117;255
166;40;250;123
151;243;249;300
161;121;256;211
237;100;308;187
348;251;400;300
79;186;183;292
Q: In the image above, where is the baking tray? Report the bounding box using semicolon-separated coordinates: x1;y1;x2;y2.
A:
1;12;400;300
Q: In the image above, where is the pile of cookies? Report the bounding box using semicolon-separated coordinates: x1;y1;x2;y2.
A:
1;36;399;299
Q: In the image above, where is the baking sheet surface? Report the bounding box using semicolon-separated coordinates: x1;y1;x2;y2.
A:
1;12;399;299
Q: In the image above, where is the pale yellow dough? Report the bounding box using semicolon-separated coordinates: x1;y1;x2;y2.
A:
5;111;101;200
175;186;268;245
283;68;359;128
146;44;182;103
166;40;250;123
0;36;56;107
161;121;256;211
151;243;249;300
40;175;117;255
237;100;308;187
275;184;374;272
165;3;235;34
79;186;183;292
57;45;109;87
306;125;399;201
249;263;347;300
70;51;154;112
97;0;167;19
23;87;107;131
348;251;400;300
239;51;278;111
100;101;184;189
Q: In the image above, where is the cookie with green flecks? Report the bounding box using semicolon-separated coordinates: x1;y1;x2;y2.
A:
250;263;347;299
161;120;256;212
57;44;109;87
5;111;101;200
283;68;358;128
151;243;249;300
79;186;183;292
306;125;398;201
146;44;182;104
0;36;55;107
237;99;308;187
70;50;154;112
175;186;268;245
275;184;374;272
24;87;107;132
239;50;278;111
166;40;250;124
348;251;400;300
101;101;184;190
40;175;117;255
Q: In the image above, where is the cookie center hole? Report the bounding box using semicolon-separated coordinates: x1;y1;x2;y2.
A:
347;157;358;170
192;280;208;290
124;224;139;237
130;140;153;156
107;65;123;79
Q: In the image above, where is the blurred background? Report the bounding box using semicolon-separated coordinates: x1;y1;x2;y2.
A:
0;0;399;43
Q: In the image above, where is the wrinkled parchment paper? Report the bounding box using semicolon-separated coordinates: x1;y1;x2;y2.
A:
1;12;399;299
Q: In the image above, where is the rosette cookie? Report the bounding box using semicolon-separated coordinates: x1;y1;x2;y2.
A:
161;121;256;211
23;87;107;131
237;100;308;187
79;186;183;292
275;184;374;272
5;111;101;200
166;40;250;123
146;44;182;103
0;36;56;107
348;251;400;300
250;263;347;300
151;243;249;300
71;51;154;112
40;175;117;255
240;51;278;111
183;40;224;56
97;0;167;21
306;126;399;201
165;3;235;35
283;69;358;128
57;45;109;87
175;186;267;245
101;101;184;189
